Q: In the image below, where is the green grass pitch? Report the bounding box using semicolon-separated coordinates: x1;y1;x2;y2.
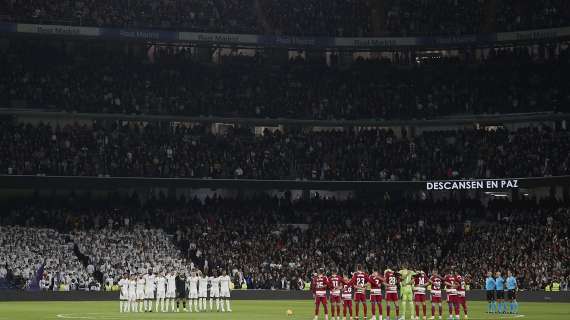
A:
0;300;569;320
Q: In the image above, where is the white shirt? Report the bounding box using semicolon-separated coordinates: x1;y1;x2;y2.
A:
128;279;137;295
220;275;231;292
136;278;145;292
209;276;220;293
189;276;199;292
198;277;208;292
144;274;156;291
118;278;129;297
166;274;176;292
156;276;166;293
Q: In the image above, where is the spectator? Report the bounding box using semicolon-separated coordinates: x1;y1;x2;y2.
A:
1;0;568;36
0;120;568;181
1;195;568;290
0;226;90;290
1;41;568;120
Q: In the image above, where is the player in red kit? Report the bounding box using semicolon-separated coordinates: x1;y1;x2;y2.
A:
312;269;331;320
329;270;343;320
341;273;354;320
454;274;468;319
349;264;369;319
444;271;458;320
384;269;400;320
369;270;384;320
429;270;444;320
413;271;430;320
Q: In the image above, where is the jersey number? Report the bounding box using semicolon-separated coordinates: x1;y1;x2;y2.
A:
389;277;396;285
357;278;365;286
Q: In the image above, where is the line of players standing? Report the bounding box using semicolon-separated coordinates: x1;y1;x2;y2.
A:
117;269;232;313
485;271;519;314
311;265;469;320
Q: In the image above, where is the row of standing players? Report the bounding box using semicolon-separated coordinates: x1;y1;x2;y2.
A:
117;269;232;313
485;271;519;315
311;265;483;320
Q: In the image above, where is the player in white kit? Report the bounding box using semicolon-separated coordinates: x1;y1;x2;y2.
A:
143;270;156;312
128;275;138;312
198;271;209;311
188;271;200;312
209;270;221;312
219;270;232;312
118;273;129;313
166;271;177;312
136;274;146;312
155;272;167;312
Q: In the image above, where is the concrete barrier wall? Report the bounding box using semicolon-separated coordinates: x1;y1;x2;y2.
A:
0;290;569;302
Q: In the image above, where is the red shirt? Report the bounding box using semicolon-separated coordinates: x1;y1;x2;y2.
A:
412;273;430;294
384;271;399;293
341;280;353;300
312;275;330;297
329;275;343;295
444;274;457;295
430;275;443;294
455;275;466;293
350;271;369;294
369;274;384;294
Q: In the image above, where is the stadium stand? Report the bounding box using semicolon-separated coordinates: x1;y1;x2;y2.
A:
385;0;570;36
0;0;257;34
0;225;91;290
1;196;568;290
1;42;568;119
1;0;569;304
71;227;186;284
0;0;568;36
0;120;568;180
383;0;482;35
497;0;570;32
263;0;372;36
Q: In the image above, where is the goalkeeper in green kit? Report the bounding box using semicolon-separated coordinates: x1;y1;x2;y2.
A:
399;265;416;320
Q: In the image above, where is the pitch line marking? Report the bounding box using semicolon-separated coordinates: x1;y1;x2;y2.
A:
55;312;192;319
56;313;129;320
455;315;525;320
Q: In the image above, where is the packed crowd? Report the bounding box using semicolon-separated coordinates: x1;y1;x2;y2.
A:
385;0;570;36
0;0;568;36
263;0;371;36
1;196;568;291
0;0;257;34
71;227;186;285
384;0;482;35
449;205;569;291
2;41;568;120
1;119;569;180
0;225;91;290
497;0;570;32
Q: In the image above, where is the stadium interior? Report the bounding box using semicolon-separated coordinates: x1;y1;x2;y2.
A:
0;1;569;320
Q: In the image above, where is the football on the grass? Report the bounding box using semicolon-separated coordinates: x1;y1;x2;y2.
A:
286;309;293;316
